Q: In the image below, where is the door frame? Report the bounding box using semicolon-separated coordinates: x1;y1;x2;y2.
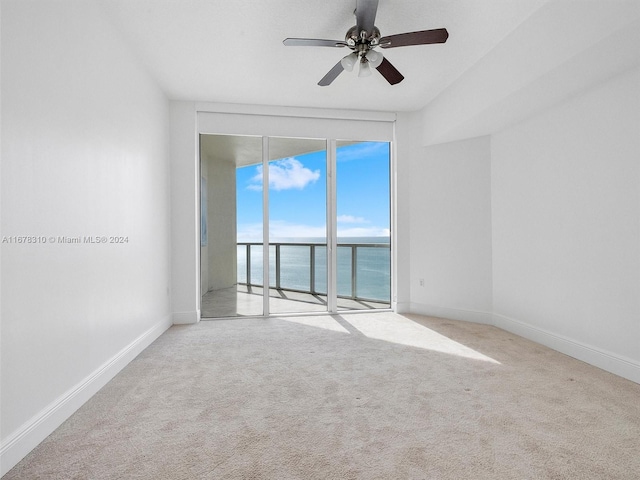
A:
192;104;397;321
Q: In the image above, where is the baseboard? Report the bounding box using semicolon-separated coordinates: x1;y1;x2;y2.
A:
493;313;640;384
0;315;172;477
408;303;640;384
394;301;411;313
409;302;493;325
172;310;199;324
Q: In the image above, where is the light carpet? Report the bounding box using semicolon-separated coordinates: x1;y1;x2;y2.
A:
4;312;640;479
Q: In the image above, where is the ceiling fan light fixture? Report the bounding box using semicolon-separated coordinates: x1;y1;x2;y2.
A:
340;52;359;72
365;49;383;68
358;59;372;77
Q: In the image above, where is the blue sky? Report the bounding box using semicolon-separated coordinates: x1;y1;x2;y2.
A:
236;142;390;241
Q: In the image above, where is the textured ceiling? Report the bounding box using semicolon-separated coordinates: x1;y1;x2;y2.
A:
100;0;551;112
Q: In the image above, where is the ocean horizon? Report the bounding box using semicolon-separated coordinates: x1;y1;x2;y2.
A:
238;236;391;244
237;236;391;302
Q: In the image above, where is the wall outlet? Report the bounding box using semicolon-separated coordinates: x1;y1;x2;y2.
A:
419;278;424;287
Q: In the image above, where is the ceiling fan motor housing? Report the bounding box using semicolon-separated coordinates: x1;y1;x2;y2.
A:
346;25;381;54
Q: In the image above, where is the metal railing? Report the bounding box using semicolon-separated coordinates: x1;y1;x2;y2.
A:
238;242;390;303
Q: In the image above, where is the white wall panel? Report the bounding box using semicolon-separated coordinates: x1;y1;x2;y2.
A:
408;136;493;323
1;1;172;473
492;67;640;378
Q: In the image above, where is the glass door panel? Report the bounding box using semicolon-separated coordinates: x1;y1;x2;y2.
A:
336;141;391;311
200;134;264;318
268;137;328;314
235;139;265;316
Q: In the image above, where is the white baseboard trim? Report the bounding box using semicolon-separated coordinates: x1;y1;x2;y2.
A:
493;313;640;385
0;315;172;477
408;305;639;384
172;310;199;324
409;302;493;325
394;301;411;313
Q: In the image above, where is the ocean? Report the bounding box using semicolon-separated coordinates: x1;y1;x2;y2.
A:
237;237;390;302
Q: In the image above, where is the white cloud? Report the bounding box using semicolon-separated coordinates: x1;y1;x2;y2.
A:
235;223;264;242
248;158;320;191
269;220;327;239
237;220;327;242
237;221;389;242
337;226;390;238
337;214;367;224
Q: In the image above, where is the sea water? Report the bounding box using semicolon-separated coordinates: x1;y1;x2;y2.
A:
237;237;390;302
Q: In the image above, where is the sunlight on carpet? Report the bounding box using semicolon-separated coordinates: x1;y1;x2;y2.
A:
280;312;500;364
279;315;352;333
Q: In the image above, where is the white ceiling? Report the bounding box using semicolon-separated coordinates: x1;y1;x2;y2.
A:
100;0;553;112
100;0;640;130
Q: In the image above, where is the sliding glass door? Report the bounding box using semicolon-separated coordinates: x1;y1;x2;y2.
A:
199;134;391;318
200;134;264;318
336;141;391;311
268;138;328;314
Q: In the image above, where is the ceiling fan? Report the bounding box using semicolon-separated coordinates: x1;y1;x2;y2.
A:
283;0;448;86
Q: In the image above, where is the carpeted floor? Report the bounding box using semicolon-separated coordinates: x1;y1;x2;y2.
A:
4;312;640;479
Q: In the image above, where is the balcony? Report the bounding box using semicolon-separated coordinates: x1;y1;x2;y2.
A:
201;241;391;318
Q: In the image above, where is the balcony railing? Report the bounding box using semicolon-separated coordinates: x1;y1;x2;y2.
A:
237;242;390;304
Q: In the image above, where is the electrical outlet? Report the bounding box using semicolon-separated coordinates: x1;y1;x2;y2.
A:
419;278;424;287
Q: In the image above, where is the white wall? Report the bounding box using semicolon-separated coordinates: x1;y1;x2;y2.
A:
169;101;199;323
408;136;493;323
200;160;209;296
491;67;640;381
205;156;237;291
407;67;640;383
394;112;421;312
0;1;172;474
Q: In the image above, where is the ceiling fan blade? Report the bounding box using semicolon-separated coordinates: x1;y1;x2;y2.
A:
380;28;449;48
355;0;379;34
283;38;347;47
318;61;345;86
376;57;404;85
